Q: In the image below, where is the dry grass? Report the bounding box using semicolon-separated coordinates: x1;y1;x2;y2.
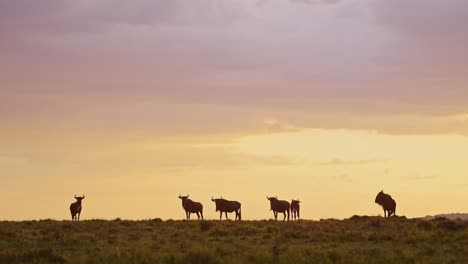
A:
0;216;467;263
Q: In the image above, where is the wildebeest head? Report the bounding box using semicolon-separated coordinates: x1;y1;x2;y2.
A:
267;196;278;210
267;196;278;203
211;196;224;211
291;199;301;204
375;190;386;205
74;194;85;202
266;196;278;201
179;194;190;204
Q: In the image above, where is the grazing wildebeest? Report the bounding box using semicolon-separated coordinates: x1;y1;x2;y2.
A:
291;199;301;220
211;197;242;220
178;194;204;220
267;196;290;221
375;190;397;217
70;195;85;221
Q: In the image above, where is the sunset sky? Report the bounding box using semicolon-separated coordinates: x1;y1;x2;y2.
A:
1;0;468;220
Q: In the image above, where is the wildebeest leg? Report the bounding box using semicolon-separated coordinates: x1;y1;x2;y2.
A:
275;211;278;221
282;212;286;221
188;212;191;220
196;212;200;220
225;212;228;220
77;213;80;222
200;210;204;220
220;211;223;220
298;210;300;220
383;209;387;218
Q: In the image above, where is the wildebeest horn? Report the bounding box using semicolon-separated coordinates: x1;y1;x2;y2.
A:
266;196;269;199
82;195;85;199
187;194;189;198
212;196;215;201
178;194;181;198
275;195;277;198
74;194;77;199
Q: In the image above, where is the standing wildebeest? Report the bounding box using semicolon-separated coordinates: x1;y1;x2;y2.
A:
70;195;85;221
178;194;204;220
211;197;242;220
267;196;290;221
375;190;397;217
291;199;301;220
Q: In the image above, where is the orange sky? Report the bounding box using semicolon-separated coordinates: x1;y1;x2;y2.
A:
1;0;468;220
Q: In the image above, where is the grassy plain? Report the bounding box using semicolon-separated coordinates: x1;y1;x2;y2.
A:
0;216;467;263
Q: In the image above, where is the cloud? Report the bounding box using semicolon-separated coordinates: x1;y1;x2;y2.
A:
262;118;300;133
370;0;468;72
330;174;352;182
311;158;382;166
289;0;340;4
371;0;468;41
0;0;246;36
2;0;468;124
257;0;340;6
400;175;437;181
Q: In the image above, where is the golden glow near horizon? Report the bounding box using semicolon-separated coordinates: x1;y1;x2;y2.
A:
1;123;467;220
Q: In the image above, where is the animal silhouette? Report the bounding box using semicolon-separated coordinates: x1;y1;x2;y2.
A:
267;196;290;221
70;195;85;221
375;190;397;217
179;194;204;220
211;197;242;220
291;199;301;220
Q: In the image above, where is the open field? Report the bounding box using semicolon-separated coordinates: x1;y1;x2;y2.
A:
0;216;467;264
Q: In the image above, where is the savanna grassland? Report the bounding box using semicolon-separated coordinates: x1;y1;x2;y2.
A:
0;216;467;264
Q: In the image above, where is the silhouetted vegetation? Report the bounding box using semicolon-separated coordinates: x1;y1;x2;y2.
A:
0;217;467;263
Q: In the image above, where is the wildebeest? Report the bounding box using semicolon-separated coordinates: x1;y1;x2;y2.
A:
291;199;301;220
211;197;241;220
267;196;290;221
375;190;397;217
70;195;85;221
178;194;204;220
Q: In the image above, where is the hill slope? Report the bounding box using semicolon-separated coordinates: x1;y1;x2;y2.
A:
421;213;468;221
0;216;467;263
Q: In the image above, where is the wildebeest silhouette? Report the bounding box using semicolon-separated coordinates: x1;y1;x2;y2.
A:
375;190;396;217
179;194;204;220
211;197;242;220
291;199;301;220
70;195;85;221
267;196;290;221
